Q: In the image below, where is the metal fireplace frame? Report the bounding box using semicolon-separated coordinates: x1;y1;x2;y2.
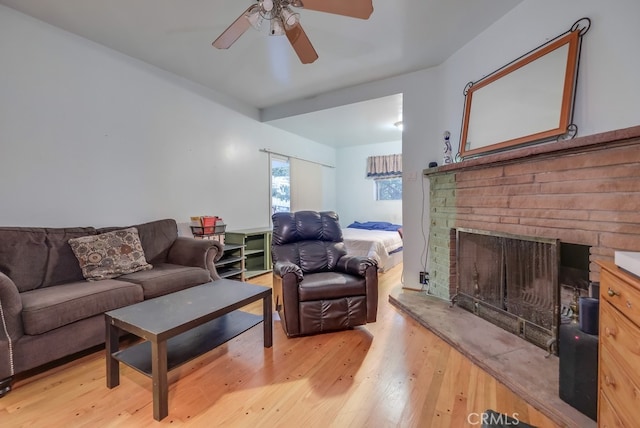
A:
452;227;560;354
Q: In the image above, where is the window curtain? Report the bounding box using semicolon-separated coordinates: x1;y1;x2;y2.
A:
366;154;402;179
291;158;322;211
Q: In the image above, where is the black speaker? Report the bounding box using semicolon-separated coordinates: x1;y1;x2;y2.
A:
579;297;599;335
558;322;598;421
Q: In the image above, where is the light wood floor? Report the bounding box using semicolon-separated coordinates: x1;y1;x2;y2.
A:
0;264;559;427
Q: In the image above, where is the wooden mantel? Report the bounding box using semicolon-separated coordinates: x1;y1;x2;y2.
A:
424;124;640;176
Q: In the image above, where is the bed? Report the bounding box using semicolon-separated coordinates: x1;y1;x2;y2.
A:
342;221;403;272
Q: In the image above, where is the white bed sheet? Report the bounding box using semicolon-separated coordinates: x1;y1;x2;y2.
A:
342;228;403;271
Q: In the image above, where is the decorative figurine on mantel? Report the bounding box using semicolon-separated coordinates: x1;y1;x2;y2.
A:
443;131;453;165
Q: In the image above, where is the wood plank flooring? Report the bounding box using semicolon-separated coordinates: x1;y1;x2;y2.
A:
389;289;595;428
0;264;559;427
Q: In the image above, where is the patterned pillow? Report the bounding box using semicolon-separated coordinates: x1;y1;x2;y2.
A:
68;227;152;281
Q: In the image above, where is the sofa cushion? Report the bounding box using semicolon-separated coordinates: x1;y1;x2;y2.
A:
0;227;96;292
98;219;178;265
20;280;143;335
117;263;210;299
68;227;153;281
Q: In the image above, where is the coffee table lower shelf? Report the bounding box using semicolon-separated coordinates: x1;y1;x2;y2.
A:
112;311;262;376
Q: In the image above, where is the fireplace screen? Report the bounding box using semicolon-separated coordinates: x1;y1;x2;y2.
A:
455;229;559;352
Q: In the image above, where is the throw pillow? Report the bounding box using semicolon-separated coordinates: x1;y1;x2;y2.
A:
68;227;152;281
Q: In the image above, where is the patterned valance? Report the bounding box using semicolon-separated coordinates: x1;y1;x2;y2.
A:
366;154;402;179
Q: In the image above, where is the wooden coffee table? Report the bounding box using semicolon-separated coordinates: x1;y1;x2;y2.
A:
105;279;272;421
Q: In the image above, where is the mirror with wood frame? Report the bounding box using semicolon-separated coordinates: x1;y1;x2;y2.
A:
459;20;589;158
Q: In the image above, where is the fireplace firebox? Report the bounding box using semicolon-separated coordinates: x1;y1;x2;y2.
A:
453;228;560;352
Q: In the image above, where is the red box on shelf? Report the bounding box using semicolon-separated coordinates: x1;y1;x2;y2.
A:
200;216;217;227
200;216;218;233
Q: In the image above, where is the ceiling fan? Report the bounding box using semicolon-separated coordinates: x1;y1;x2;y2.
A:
212;0;374;64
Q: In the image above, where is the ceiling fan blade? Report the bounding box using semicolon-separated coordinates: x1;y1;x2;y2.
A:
212;6;253;49
292;0;373;19
285;24;319;64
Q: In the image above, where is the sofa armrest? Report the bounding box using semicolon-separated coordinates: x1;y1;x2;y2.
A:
273;261;303;281
336;255;377;277
0;272;23;341
0;271;23;380
167;237;224;280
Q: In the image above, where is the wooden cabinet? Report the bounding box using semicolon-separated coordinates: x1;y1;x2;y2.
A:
597;261;640;427
225;228;272;281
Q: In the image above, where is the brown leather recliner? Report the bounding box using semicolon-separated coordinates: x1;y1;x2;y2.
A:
271;210;378;337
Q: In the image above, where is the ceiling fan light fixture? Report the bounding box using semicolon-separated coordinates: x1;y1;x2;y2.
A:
270;16;285;36
261;0;274;12
281;7;300;29
245;5;264;30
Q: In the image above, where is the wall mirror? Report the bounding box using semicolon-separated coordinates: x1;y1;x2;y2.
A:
459;19;590;158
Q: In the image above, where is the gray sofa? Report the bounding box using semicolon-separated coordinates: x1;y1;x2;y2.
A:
0;218;223;396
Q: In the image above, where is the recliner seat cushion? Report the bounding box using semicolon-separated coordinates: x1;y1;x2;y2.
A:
116;262;210;299
20;280;142;335
298;272;366;301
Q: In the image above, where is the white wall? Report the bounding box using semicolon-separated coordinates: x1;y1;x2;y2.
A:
441;0;640;148
0;6;336;230
335;141;402;227
263;0;640;292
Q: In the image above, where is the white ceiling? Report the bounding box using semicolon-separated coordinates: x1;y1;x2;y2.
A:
0;0;523;147
268;93;404;147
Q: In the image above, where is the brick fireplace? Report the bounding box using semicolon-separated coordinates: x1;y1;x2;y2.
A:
424;125;640;306
389;128;640;427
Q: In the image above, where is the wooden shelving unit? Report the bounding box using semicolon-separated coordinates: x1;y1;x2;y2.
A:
215;244;244;279
225;228;272;281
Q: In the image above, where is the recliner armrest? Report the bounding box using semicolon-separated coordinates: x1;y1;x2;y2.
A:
336;255;377;277
167;237;224;280
273;261;303;281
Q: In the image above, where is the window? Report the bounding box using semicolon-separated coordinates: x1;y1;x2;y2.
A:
269;154;324;215
375;177;402;201
271;156;290;213
366;154;402;201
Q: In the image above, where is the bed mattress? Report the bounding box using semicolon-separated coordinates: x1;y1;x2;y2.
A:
342;228;403;272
